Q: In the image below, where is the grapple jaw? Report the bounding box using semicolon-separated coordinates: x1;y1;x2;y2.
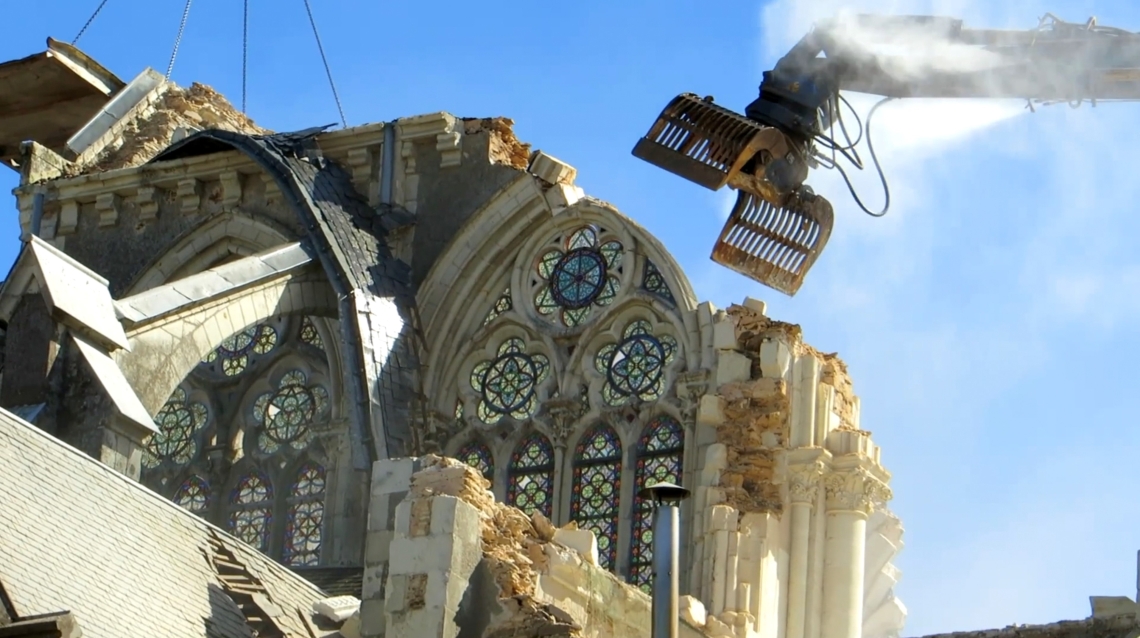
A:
712;188;834;296
632;93;834;296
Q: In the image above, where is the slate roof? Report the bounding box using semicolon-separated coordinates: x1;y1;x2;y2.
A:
288;568;364;599
0;407;337;638
148;127;419;467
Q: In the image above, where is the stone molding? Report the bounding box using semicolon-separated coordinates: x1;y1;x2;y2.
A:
824;467;892;515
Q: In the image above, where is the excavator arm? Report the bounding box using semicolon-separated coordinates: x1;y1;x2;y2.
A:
633;13;1140;295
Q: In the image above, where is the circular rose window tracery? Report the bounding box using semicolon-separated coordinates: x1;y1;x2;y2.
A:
470;337;550;423
532;225;623;328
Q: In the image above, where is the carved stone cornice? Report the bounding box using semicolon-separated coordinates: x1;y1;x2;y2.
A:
823;467;892;515
787;460;827;504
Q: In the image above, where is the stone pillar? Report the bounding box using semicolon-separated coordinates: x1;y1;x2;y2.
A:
361;458;424;638
821;466;890;638
785;461;824;638
384;494;483;638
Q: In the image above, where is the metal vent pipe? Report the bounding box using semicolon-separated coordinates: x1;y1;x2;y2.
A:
640;481;691;638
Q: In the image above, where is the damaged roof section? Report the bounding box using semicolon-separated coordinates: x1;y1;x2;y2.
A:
0;38;124;168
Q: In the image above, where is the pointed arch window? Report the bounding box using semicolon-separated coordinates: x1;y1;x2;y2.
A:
570;425;622;570
507;432;555;518
457;440;495;483
595;320;679;406
173;475;211;514
285;463;326;566
229;472;274;552
628;416;685;590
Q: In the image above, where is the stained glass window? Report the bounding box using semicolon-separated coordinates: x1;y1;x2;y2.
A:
173;475;211;514
457;440;495;482
642;260;676;305
570;425;622;570
142;387;209;469
483;288;513;326
285;463;326;566
469;338;550;423
595;319;680;406
253;370;330;453
533;225;623;327
229;472;273;552
507;432;555;518
202;323;279;376
300;317;324;350
628;416;685;590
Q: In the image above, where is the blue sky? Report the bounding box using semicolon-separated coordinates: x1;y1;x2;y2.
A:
4;0;1140;634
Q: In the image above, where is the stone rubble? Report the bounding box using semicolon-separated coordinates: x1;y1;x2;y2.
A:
462;117;532;170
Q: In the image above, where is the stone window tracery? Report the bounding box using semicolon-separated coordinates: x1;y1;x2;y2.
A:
457;440;495;482
142;387;209;469
532;225;623;327
628;416;685;590
507;432;555;518
595;319;679;406
253;370;330;454
230;472;274;552
470;338;550;423
285;463;326;566
300;316;324;350
570;425;622;570
173;475;211;514
642;260;676;305
484;288;513;326
202;323;279;376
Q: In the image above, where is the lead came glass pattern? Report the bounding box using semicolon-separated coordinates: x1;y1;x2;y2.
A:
533;225;623;327
469;338;550;423
628;416;685;590
457;441;495;482
142;387;209;468
173;475;211;514
202;323;279;376
300;317;324;350
483;288;513;326
285;463;326;566
229;472;273;552
570;425;622;570
642;260;676;305
595;320;680;406
507;432;555;518
253;370;330;454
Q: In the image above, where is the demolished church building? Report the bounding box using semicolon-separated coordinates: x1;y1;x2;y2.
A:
0;38;913;638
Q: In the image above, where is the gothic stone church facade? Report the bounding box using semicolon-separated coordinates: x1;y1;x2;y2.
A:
0;42;906;638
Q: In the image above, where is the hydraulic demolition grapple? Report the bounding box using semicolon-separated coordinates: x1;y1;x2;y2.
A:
634;13;1140;295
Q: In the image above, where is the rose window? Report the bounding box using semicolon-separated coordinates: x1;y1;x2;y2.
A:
173;475;211;514
470;338;550;423
595;320;679;405
253;370;330;453
142;387;209;468
533;225;623;327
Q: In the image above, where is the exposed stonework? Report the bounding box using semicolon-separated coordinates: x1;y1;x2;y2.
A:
462;117;532;170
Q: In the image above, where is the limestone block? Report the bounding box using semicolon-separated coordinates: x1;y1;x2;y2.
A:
177;178;201;213
697;395;725;427
95;193;121;227
705;615;735;637
59;200;79;236
340;610;363;638
1090;596;1140;618
743;297;767;315
529;151;577;185
679;595;707;627
759;339;791;379
543;182;584;214
713;319;739;350
717;351;752;386
553;527;599;566
705;444;728;473
313;596;361;622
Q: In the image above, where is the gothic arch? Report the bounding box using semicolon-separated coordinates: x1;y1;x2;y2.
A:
125;211;297;294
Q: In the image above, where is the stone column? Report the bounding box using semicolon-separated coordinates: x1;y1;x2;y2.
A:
821;467;891;638
785;461;824;638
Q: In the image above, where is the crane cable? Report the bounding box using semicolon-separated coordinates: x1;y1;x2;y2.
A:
242;0;250;113
72;0;110;45
302;0;348;128
166;0;194;79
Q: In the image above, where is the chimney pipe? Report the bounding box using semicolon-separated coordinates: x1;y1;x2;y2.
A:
640;481;691;638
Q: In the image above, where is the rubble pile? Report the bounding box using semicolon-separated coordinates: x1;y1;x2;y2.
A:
77;82;269;175
463;117;532;170
406;456;583;636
